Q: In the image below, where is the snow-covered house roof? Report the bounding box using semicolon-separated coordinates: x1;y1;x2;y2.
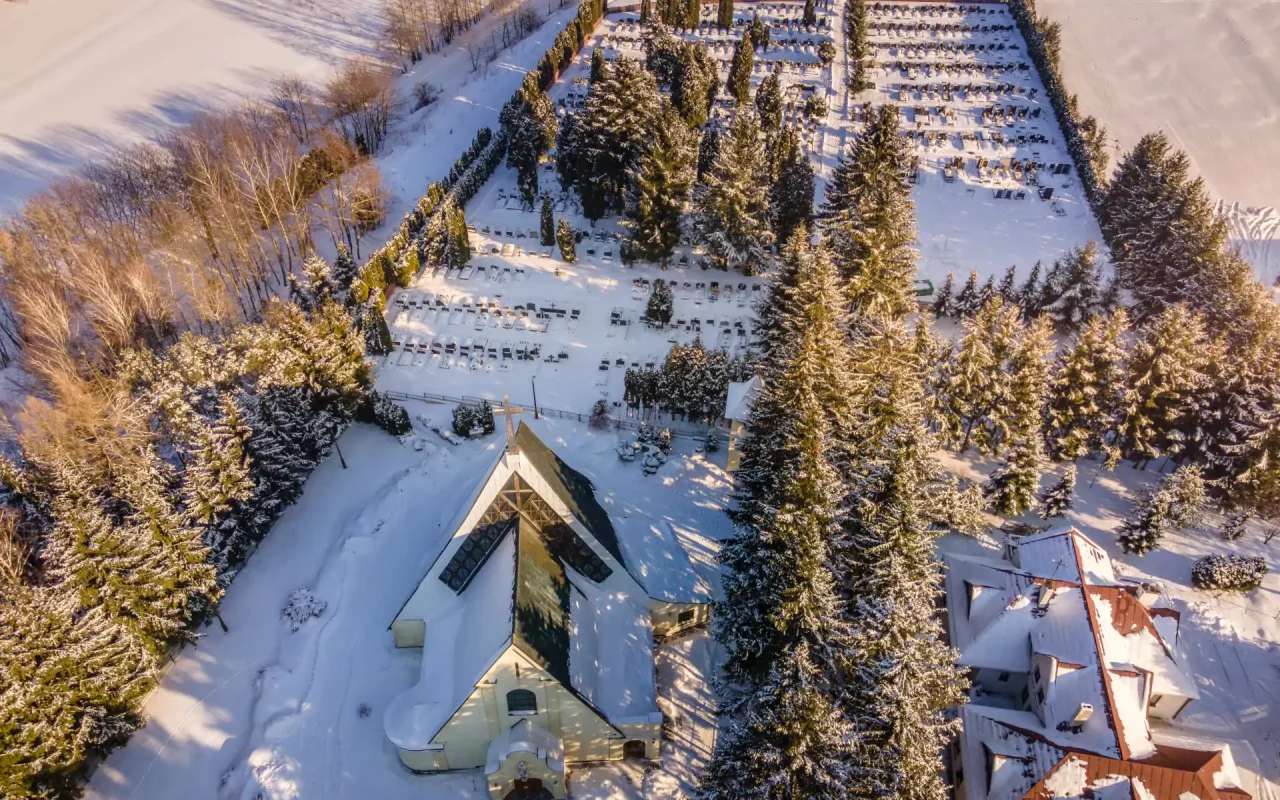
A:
946;527;1233;800
385;422;661;752
958;706;1251;800
724;375;762;422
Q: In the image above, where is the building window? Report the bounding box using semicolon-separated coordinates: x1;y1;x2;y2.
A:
1034;664;1042;682
1150;694;1163;708
1020;686;1029;704
507;689;537;714
623;740;647;759
678;609;696;624
1036;688;1045;705
997;672;1010;682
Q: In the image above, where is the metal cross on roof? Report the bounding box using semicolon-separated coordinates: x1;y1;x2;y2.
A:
501;394;525;455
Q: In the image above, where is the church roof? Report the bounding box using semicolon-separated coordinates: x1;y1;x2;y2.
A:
514;422;627;568
385;423;659;753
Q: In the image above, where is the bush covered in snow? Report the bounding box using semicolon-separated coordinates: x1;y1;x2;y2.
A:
1191;554;1268;592
589;399;611;429
452;400;496;437
282;589;327;631
359;391;411;436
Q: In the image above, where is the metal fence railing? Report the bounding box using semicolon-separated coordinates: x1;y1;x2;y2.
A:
381;389;715;441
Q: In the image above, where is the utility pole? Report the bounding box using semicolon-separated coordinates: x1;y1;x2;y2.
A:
531;377;540;419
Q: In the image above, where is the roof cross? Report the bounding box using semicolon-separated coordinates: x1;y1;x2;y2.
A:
501;395;525;455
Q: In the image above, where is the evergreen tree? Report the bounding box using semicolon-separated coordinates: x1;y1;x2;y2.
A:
684;0;700;28
837;384;967;800
1118;465;1207;554
936;296;1024;453
977;274;996;310
640;0;650;21
1101;132;1231;320
182;396;256;567
330;243;357;298
1043;241;1103;330
769;128;814;247
953;268;981;318
555;111;581;193
727;38;754;105
754;69;784;131
820;105;917;321
803;0;817;26
117;448;220;635
625;103;697;266
844;0;871;91
644;21;682;85
717;0;733;29
540;195;555;246
983;436;1042;516
556;218;577;263
1119;304;1210;467
747;12;771;50
1004;313;1054;446
576;56;663;212
697;645;854;800
718;254;854;689
996;264;1018;304
0;587;151;800
696;124;722;181
646;278;674;324
1017;260;1042;319
1038;463;1076;519
1044;310;1129;462
931;271;955;318
672;41;716;127
698;109;774;274
500;73;557;205
590;47;606;83
1222;510;1250;542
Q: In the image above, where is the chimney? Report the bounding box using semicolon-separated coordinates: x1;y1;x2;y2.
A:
1070;703;1094;732
1134;582;1161;609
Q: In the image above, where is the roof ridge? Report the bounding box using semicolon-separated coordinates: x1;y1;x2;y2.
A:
1073;540;1130;760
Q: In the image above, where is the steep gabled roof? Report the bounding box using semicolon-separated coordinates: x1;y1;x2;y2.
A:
516;422;628;568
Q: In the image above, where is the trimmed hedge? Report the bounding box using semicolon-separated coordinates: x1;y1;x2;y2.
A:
1006;0;1104;209
1191;554;1268;592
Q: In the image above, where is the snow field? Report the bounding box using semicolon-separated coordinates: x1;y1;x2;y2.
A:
1039;0;1280;286
937;451;1280;800
859;2;1105;286
87;408;731;800
0;0;383;212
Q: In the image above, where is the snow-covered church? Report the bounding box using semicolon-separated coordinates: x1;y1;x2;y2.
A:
384;418;707;799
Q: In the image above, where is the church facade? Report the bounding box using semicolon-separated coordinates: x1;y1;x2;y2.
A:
384;421;704;799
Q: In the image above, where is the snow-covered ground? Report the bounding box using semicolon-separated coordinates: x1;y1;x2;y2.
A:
1040;0;1280;286
86;407;731;800
375;185;770;414
939;452;1280;800
0;0;383;211
860;2;1104;285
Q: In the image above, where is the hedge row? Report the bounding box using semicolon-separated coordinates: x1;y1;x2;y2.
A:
534;0;607;92
355;0;609;308
1006;0;1104;210
352;125;503;305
